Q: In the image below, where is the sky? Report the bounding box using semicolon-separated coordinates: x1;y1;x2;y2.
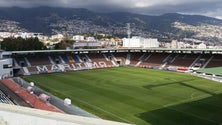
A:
1;0;222;19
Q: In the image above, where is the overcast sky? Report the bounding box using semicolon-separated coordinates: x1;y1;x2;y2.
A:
1;0;222;19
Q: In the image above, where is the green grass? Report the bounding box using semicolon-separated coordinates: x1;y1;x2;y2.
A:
197;67;222;76
23;67;222;125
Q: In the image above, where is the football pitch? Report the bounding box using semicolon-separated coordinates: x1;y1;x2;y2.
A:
23;67;222;125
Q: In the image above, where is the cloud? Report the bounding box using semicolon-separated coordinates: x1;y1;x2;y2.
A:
0;0;222;19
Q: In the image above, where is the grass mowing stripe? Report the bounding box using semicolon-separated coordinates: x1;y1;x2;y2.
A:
163;94;211;107
68;95;133;123
28;77;133;123
166;106;219;124
23;67;222;125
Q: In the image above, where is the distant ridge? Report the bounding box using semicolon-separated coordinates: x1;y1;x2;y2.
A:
0;6;222;43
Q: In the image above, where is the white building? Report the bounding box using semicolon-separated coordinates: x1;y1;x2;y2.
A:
122;36;159;48
73;35;84;41
197;43;207;49
73;42;101;48
86;37;96;42
51;34;64;40
171;40;178;48
0;32;14;38
177;42;186;48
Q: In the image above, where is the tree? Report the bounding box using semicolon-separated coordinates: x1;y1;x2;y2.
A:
1;37;45;51
54;40;74;49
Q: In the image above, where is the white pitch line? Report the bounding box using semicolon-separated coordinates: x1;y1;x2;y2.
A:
72;97;133;124
163;94;210;108
190;92;196;100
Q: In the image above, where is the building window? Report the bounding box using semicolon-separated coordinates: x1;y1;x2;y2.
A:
3;64;12;69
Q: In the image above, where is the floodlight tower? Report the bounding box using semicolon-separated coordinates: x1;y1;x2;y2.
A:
127;23;131;39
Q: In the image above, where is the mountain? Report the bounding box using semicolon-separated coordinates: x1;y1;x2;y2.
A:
0;7;222;43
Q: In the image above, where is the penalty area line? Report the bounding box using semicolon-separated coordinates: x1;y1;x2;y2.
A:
163;94;210;108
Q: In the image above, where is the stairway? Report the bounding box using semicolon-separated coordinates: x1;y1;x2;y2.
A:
125;54;131;65
48;56;55;64
189;55;201;68
23;67;30;75
24;57;31;67
202;55;214;68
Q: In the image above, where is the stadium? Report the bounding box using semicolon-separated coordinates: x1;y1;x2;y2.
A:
1;48;222;125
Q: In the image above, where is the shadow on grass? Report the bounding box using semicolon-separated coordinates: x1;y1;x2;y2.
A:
143;79;194;89
137;93;222;125
144;79;215;96
179;83;216;96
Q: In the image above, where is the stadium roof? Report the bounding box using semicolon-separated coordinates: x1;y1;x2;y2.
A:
9;48;222;54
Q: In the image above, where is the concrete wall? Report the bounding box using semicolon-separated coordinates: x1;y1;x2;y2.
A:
0;103;131;125
0;59;13;79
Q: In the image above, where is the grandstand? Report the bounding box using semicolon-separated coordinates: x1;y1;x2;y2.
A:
0;90;14;105
1;48;221;77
